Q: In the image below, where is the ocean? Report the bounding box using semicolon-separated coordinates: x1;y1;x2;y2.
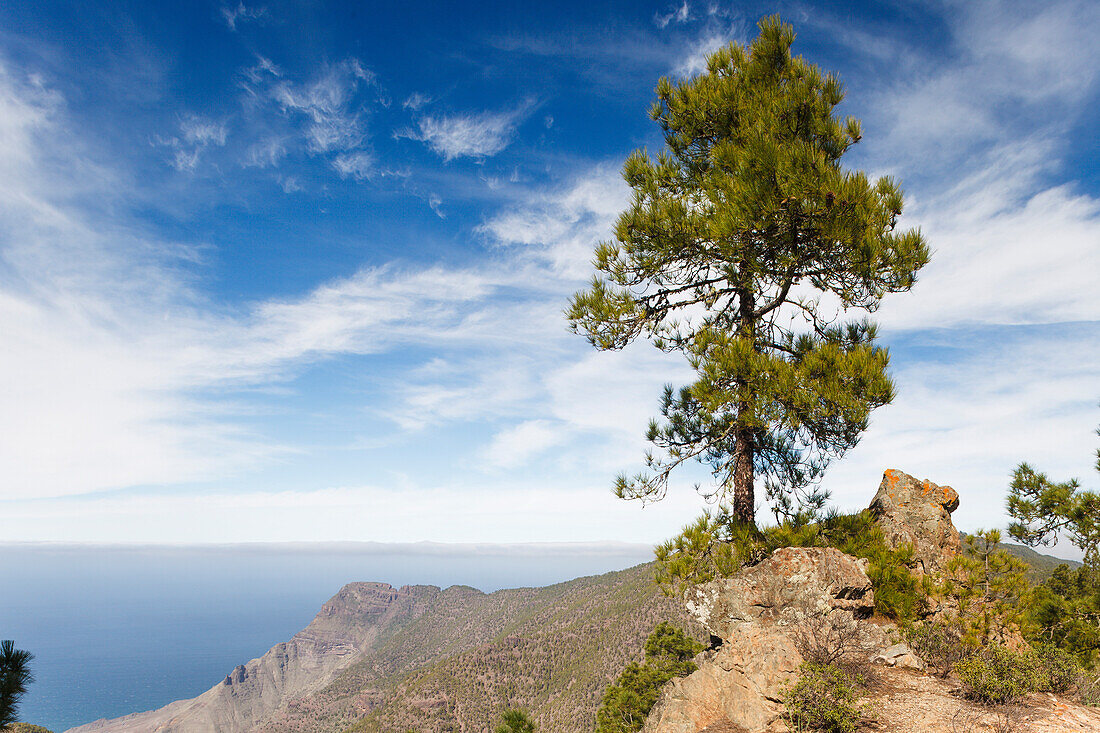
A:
0;542;652;732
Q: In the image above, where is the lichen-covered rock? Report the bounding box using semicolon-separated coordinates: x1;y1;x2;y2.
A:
647;548;876;733
685;547;875;641
868;469;961;574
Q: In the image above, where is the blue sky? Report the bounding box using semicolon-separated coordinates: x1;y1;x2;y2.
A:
1;0;1098;550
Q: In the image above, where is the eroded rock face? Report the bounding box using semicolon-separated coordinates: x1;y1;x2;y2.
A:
645;548;877;733
868;469;961;574
685;547;875;642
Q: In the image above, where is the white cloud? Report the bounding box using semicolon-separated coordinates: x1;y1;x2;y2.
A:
655;1;691;29
235;58;383;181
673;23;742;77
272;60;372;153
244;136;288;168
221;3;267;31
181;117;228;146
478;163;629;278
156;114;228;171
0;62;524;500
243;55;281;84
428;193;444;218
408;105;530;161
864;1;1100;175
481;420;569;468
402;92;430;111
332;150;374;180
879;153;1100;329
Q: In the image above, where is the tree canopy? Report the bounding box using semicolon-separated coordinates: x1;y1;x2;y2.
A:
568;16;928;523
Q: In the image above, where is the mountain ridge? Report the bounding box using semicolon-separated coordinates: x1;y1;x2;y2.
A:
65;563;693;733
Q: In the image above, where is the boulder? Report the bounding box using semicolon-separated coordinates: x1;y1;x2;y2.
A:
868;469;961;574
685;547;875;641
645;548;876;733
872;642;925;671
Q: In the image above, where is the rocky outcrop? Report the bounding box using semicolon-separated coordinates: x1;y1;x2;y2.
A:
644;548;878;733
868;468;961;574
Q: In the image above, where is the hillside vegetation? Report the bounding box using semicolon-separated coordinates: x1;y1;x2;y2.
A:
257;563;700;732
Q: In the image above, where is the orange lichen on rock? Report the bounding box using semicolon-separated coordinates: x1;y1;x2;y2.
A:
868;469;961;574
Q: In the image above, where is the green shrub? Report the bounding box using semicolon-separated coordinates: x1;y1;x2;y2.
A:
782;662;868;733
955;644;1043;704
595;624;703;733
1033;643;1083;693
1025;565;1100;670
495;708;536;733
1079;673;1100;706
905;620;967;678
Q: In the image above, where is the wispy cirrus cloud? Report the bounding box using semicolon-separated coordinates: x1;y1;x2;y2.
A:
402;92;430;111
233;56;386;179
155;114;228;171
220;2;267;32
654;1;691;29
404;103;533;161
271;59;373;153
0;61;515;500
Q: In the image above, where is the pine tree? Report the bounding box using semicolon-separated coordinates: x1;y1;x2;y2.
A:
1007;421;1100;574
568;16;928;524
0;640;35;731
495;709;536;733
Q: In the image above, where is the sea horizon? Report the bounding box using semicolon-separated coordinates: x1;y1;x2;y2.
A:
2;542;655;732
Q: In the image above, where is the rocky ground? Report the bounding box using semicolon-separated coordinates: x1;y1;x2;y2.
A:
869;670;1100;733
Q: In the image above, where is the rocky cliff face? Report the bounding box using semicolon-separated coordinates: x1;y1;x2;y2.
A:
66;583;437;733
64;564;691;733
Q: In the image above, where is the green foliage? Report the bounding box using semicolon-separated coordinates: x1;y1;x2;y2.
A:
1025;564;1100;669
782;663;868;733
768;509;927;621
644;622;705;676
943;530;1030;645
1032;643;1083;693
653;509;765;595
7;725;54;733
1007;425;1100;572
495;708;536;733
655;508;926;620
905;621;967;678
568;15;929;524
0;640;34;731
595;624;703;733
954;644;1045;704
1006;424;1100;670
1080;673;1100;706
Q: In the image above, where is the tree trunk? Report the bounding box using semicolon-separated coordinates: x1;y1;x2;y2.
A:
731;420;755;524
732;279;756;525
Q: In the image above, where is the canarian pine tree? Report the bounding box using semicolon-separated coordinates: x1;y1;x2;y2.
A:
568;17;929;524
0;640;34;730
